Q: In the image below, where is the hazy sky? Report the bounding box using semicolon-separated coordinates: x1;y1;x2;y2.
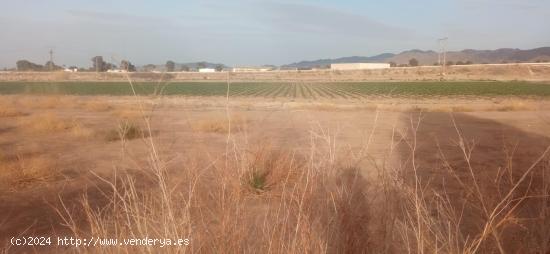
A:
1;0;549;68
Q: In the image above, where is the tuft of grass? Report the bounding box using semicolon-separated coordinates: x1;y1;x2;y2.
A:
111;109;147;121
70;122;94;139
0;155;59;189
105;121;143;141
247;169;268;193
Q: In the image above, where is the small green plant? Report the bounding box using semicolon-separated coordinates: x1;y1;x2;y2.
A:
246;169;268;193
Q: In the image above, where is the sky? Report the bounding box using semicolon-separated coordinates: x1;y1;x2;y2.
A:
1;0;549;68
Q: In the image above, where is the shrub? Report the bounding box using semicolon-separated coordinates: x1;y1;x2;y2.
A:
105;121;143;141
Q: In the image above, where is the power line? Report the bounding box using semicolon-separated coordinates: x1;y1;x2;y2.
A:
49;49;54;71
438;37;448;77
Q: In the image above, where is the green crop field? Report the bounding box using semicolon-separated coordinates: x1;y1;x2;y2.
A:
1;81;550;98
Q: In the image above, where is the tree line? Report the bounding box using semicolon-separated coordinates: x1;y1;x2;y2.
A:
14;57;225;72
15;56;137;72
388;58;477;67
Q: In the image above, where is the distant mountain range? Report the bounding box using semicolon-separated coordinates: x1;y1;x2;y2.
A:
282;47;550;68
139;47;550;71
282;53;395;69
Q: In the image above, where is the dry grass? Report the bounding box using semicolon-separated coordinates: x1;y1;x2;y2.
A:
0;154;59;190
105;121;143;141
398;101;538;113
57;142;371;253
12;105;547;253
390;113;550;254
0;97;26;117
192;114;248;133
3;92;550;253
3;107;550;253
493;100;536;111
81;101;113;112
17;113;94;139
18;113;73;133
0;108;26;117
111;108;149;121
288;102;376;111
17;96;77;109
70;122;95;139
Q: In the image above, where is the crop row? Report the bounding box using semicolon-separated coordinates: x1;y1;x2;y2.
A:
1;81;550;97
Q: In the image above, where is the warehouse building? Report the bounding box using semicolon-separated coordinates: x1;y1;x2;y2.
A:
330;63;391;70
232;67;272;72
198;68;216;73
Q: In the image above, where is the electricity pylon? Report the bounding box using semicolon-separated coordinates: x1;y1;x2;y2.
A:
438;37;448;77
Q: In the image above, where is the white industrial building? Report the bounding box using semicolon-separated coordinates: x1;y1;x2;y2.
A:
198;68;216;73
330;63;391;70
232;67;272;72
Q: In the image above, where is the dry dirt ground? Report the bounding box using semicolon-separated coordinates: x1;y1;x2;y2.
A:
1;95;550;252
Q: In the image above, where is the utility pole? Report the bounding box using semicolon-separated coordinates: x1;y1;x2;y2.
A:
438;37;448;77
49;49;54;71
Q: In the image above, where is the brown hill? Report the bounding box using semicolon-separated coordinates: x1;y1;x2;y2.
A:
386;47;550;65
285;47;550;67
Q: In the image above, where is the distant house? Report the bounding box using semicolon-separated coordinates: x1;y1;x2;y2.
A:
198;68;216;73
64;67;78;72
278;67;298;71
107;69;127;73
330;63;390;70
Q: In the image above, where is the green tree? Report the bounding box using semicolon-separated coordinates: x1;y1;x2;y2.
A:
409;58;419;67
120;60;130;71
120;60;136;72
143;64;156;72
91;56;108;72
128;63;136;72
180;65;190;72
166;61;176;72
44;61;62;71
197;62;207;69
16;60;43;71
215;64;224;72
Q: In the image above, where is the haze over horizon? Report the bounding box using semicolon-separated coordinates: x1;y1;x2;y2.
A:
1;0;549;68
